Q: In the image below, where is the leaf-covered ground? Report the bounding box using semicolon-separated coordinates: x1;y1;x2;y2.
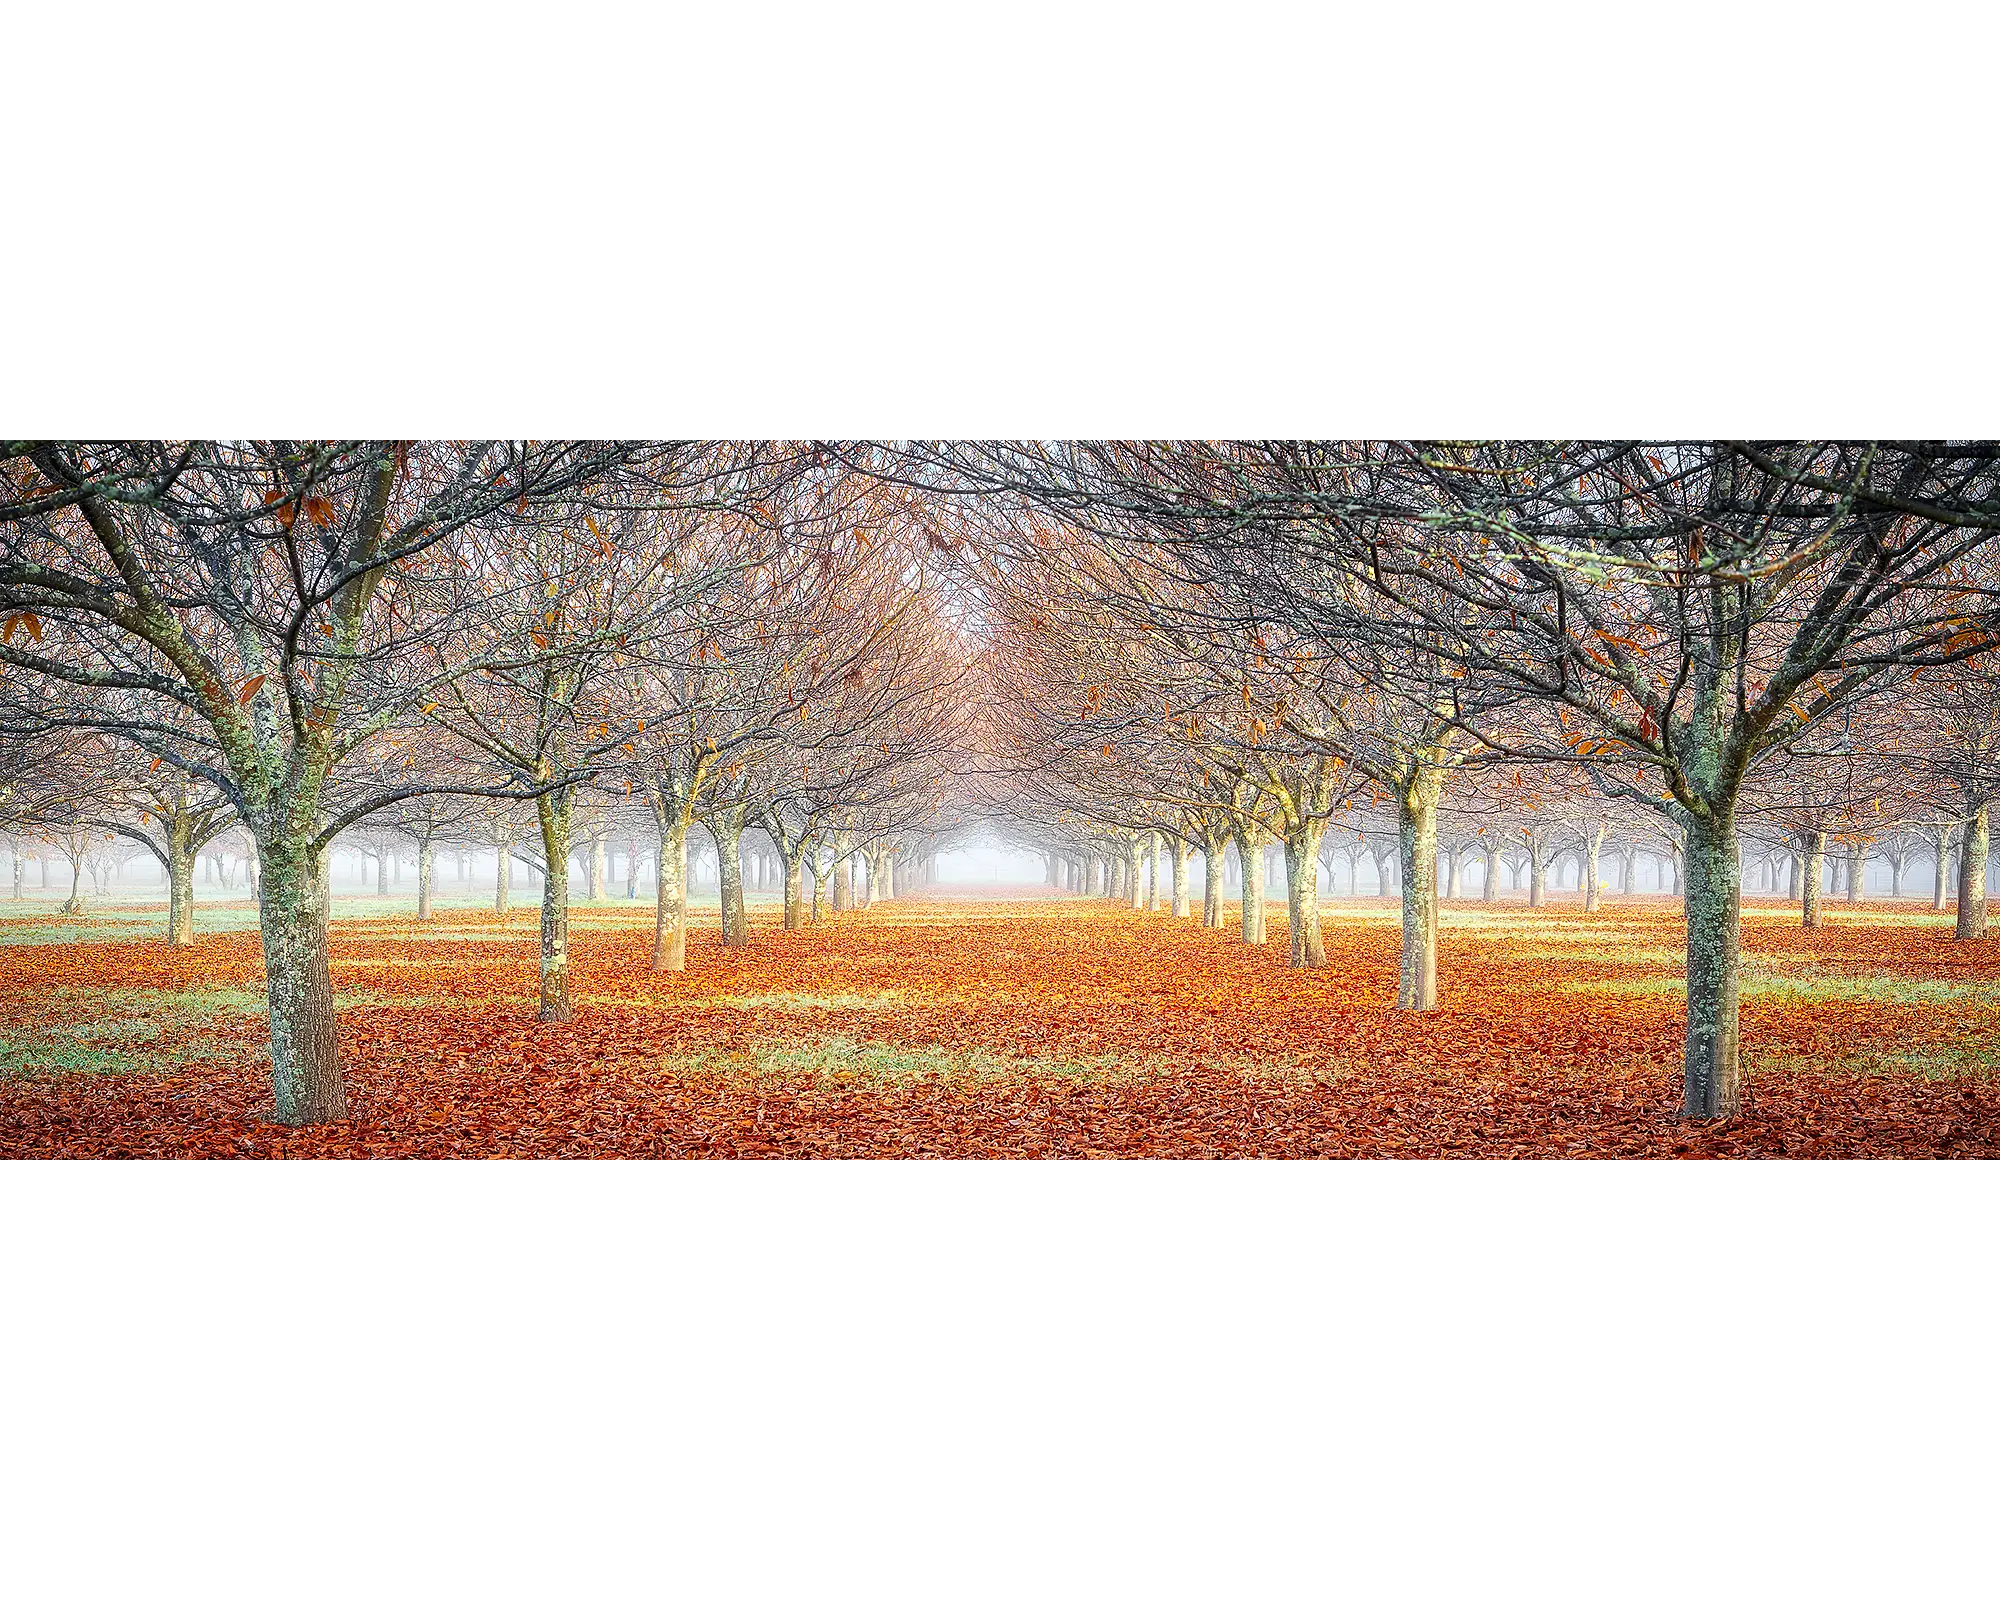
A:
2;891;1997;1157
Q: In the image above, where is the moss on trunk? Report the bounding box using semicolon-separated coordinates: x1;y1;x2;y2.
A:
1682;810;1742;1118
1956;802;1988;940
1396;782;1439;1009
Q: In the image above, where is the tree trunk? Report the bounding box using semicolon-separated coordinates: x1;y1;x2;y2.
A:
1146;833;1162;912
166;819;196;946
376;847;390;896
257;840;345;1126
1527;838;1546;908
1583;832;1603;912
416;837;434;921
536;791;574;1021
1284;820;1328;968
494;830;511;915
1171;836;1191;918
833;833;853;912
1481;845;1497;903
1889;851;1905;898
587;836;606;902
1788;851;1802;903
1681;809;1743;1118
781;849;804;930
1201;840;1222;928
711;814;748;947
653;819;689;972
1127;838;1145;910
1846;838;1864;904
1444;845;1461;900
1397;782;1440;1010
1802;830;1826;929
1956;802;1988;940
1234;830;1266;944
1932;830;1952;911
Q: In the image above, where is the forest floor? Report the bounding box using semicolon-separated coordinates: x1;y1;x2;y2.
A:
2;890;1998;1158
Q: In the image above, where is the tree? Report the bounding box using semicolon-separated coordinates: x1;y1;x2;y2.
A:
917;440;2000;1116
0;439;638;1123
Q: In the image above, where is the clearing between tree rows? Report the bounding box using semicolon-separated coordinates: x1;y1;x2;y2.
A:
3;891;1995;1158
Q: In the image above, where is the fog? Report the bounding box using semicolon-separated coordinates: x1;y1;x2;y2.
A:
932;846;1046;885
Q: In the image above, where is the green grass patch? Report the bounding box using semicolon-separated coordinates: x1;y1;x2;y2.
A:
1564;958;2000;1009
660;1032;1131;1083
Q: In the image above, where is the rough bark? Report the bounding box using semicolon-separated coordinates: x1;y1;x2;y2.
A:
1146;833;1162;912
257;841;345;1126
1682;809;1743;1118
1170;836;1191;918
833;832;854;912
1956;802;1988;940
1234;831;1266;945
653;819;689;972
1933;828;1953;911
1583;829;1603;913
1396;782;1440;1010
1846;838;1864;904
1283;819;1328;968
1802;830;1826;930
416;837;434;922
536;790;574;1021
1201;840;1222;928
711;812;748;947
166;819;196;946
493;828;511;915
782;852;804;930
